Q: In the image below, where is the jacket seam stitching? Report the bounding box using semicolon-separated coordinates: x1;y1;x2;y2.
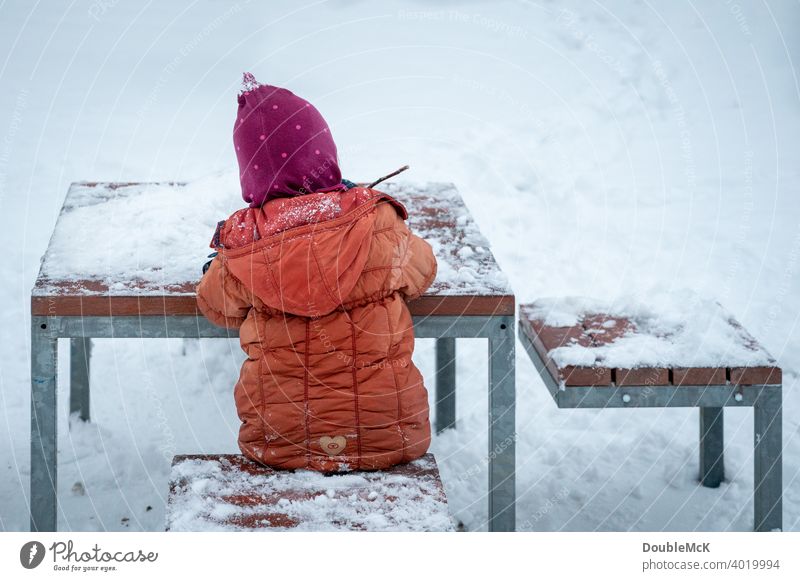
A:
257;356;268;460
310;241;341;309
399;230;414;293
340;289;396;312
403;244;438;301
349;314;363;467
221;259;252;302
416;260;438;297
260;247;285;307
303;319;311;467
361;265;400;274
386;301;406;462
418;268;437;296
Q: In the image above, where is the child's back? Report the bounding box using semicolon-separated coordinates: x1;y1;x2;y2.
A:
196;77;437;471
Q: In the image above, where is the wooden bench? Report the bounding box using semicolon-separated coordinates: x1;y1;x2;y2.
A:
166;454;453;531
518;297;782;531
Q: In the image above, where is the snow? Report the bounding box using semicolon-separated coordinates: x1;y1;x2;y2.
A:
526;290;776;369
37;174;239;293
166;456;453;532
262;193;342;235
1;0;799;532
34;178;509;297
387;181;512;296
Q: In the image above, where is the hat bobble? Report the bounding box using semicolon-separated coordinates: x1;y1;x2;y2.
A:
241;72;261;93
238;72;262;106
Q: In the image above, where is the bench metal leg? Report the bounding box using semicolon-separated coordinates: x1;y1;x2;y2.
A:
488;316;515;531
31;319;58;532
435;338;456;433
753;389;782;531
699;407;724;488
70;337;92;423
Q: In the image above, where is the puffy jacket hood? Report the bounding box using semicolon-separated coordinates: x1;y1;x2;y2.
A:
215;188;406;318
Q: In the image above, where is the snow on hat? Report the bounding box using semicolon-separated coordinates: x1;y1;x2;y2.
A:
233;73;343;207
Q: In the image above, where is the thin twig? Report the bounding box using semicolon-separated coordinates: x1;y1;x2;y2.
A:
367;165;410;189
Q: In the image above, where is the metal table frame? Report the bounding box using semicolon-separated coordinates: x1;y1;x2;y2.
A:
31;312;516;532
519;327;782;532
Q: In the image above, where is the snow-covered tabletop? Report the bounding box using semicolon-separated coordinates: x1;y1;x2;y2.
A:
166;453;453;532
32;178;513;317
520;293;781;388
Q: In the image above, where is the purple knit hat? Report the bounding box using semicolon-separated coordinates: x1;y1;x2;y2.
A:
234;73;343;207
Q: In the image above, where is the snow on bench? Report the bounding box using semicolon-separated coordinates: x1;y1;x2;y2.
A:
518;291;784;531
166;454;453;532
519;291;781;388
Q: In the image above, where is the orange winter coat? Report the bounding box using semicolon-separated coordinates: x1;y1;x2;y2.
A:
196;187;437;471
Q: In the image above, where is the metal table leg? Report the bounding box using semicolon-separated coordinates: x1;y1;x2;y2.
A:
30;317;58;532
753;388;782;531
699;407;724;487
487;316;516;531
70;337;92;423
435;338;456;433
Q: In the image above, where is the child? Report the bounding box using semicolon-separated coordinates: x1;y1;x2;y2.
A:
196;74;437;472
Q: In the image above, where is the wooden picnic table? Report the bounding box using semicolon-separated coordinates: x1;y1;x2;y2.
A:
30;180;516;532
518;298;782;531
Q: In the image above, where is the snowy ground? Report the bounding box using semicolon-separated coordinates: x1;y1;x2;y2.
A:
1;0;799;531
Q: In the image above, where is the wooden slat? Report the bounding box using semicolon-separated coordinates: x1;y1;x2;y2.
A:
408;294;515;316
518;313;610;387
537;325;592;351
31;289;514;317
582;314;635;345
672;367;727;386
166;453;451;531
614;367;670;386
541;324;609;386
730;366;782;385
519;301;781;389
562;366;611;386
